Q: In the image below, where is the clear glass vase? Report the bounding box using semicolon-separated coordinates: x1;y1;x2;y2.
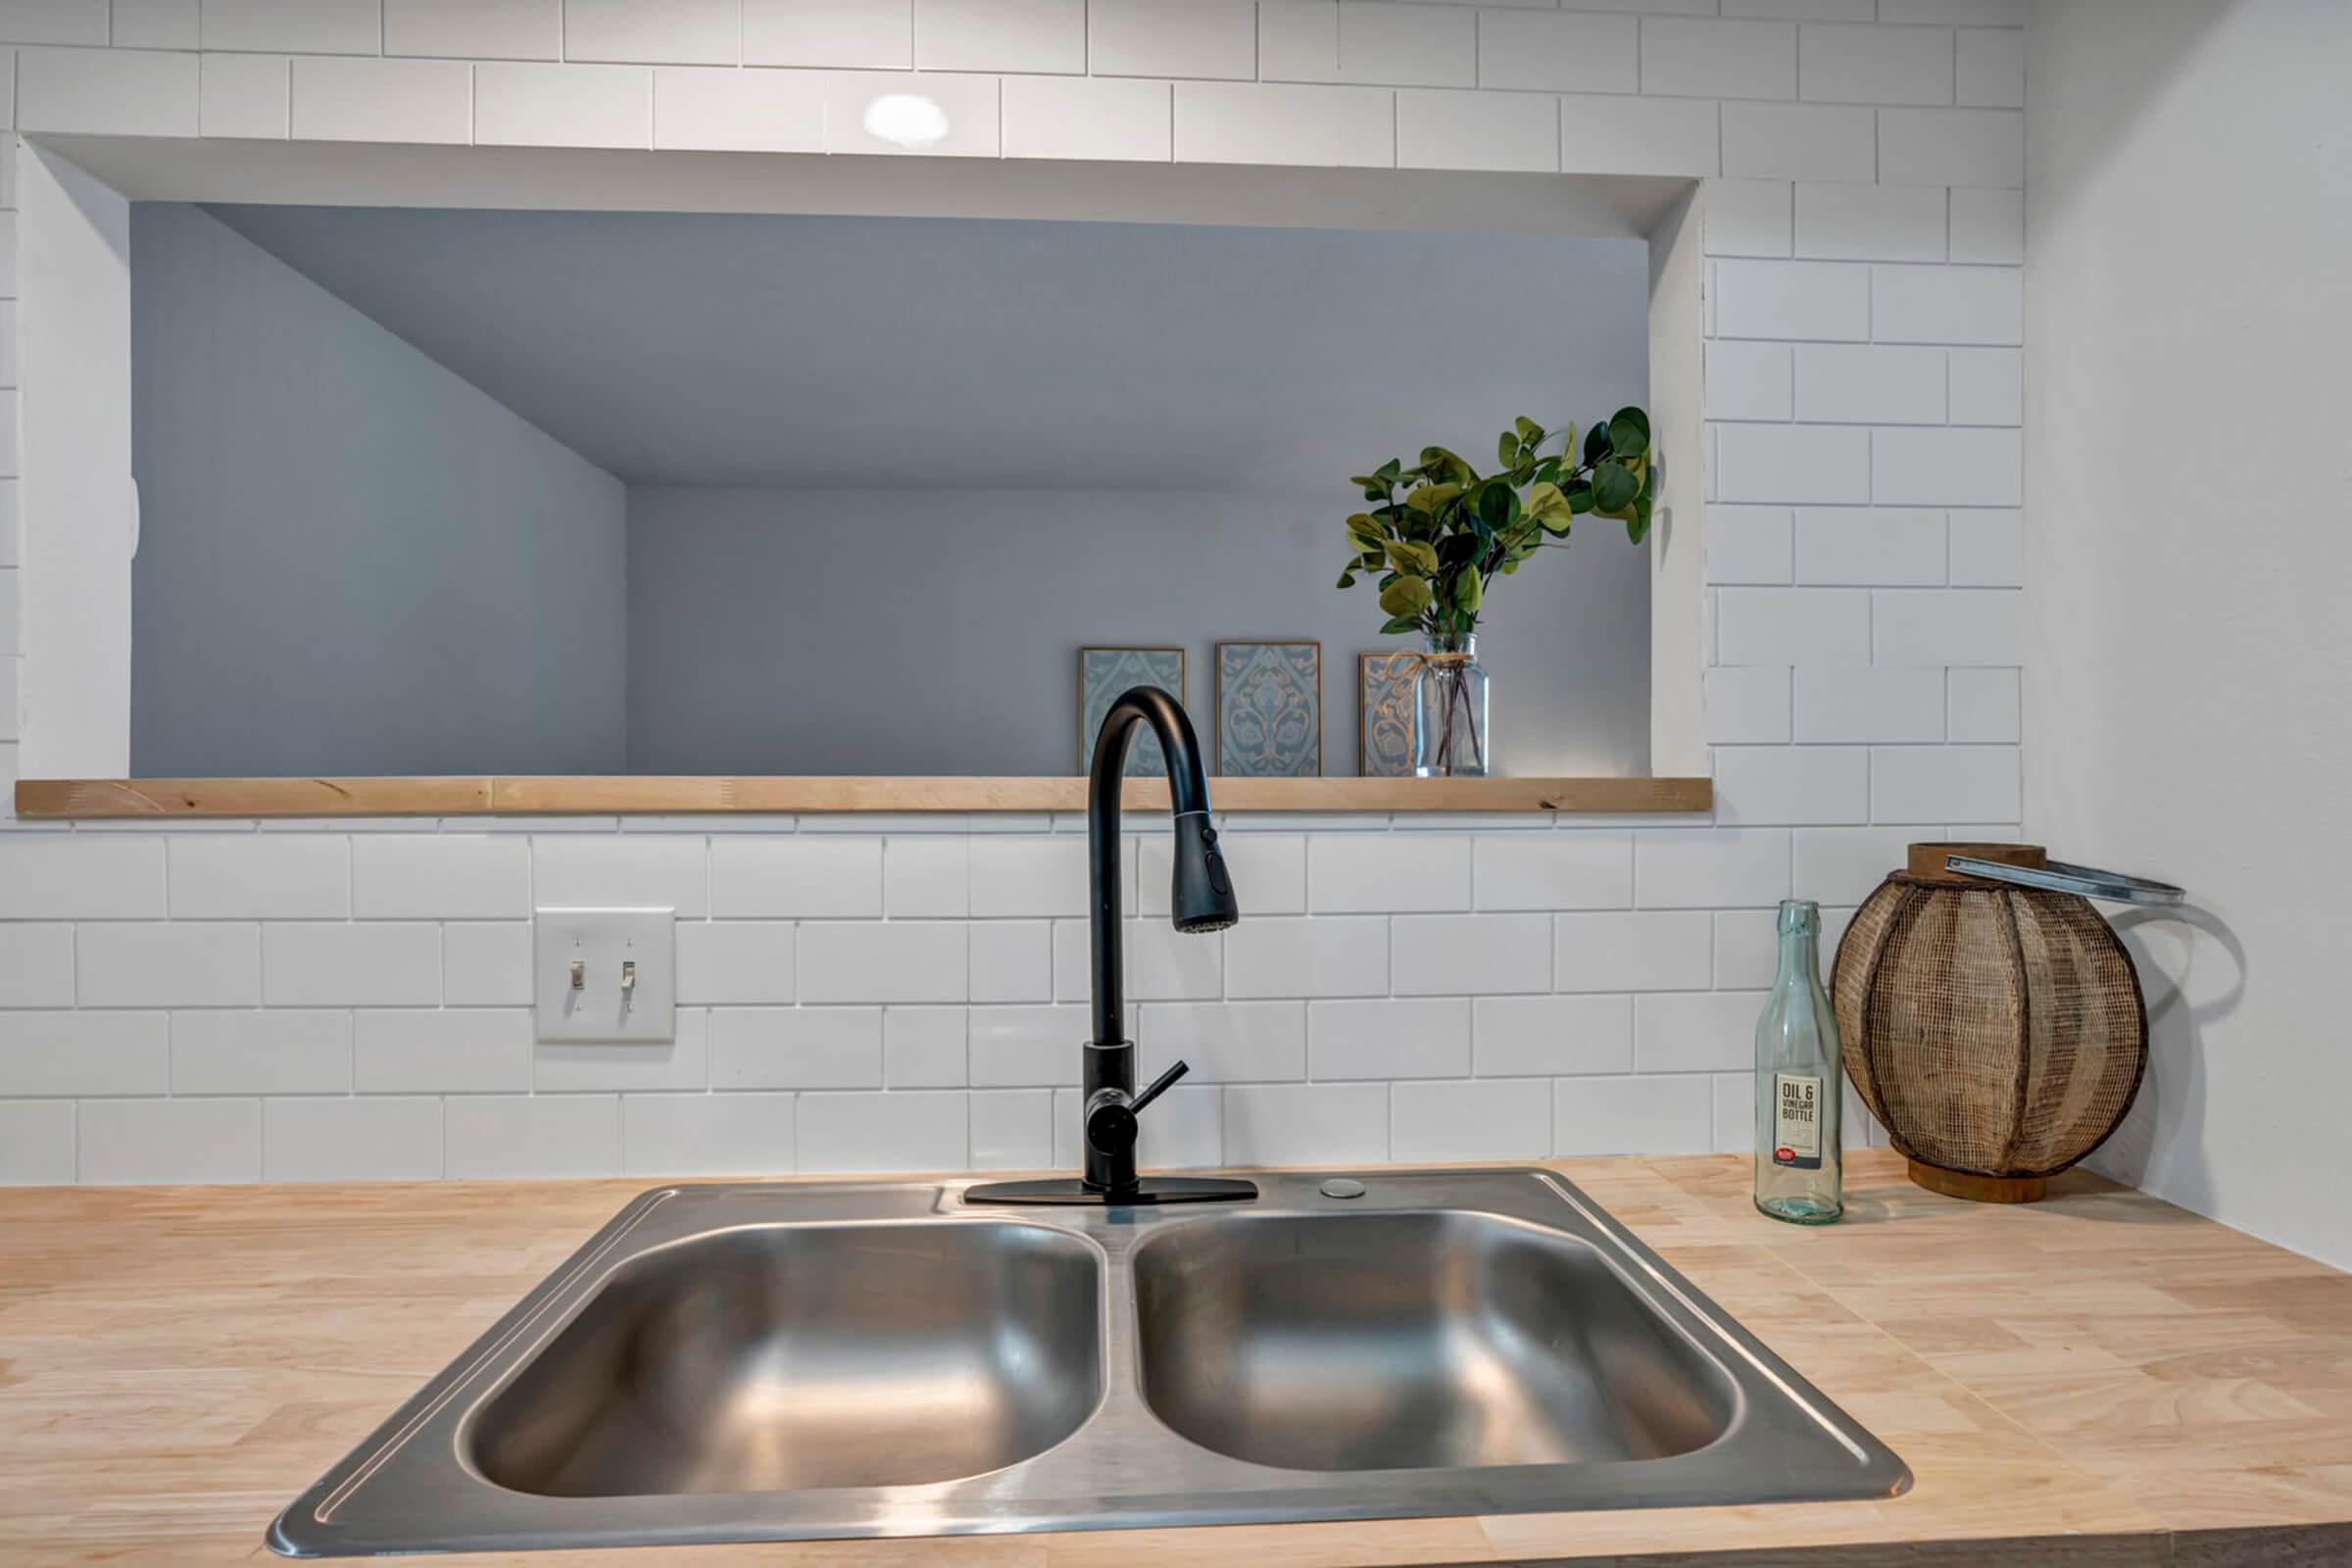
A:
1412;633;1489;778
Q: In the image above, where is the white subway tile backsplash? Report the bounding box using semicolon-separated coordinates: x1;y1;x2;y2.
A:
1798;22;1950;105
1873;427;2022;507
796;1089;967;1172
1715;423;1871;505
969;1088;1054;1169
1392;913;1549;996
534;835;706;915
263;1095;442;1181
1794;506;1947;583
434;922;527;1005
1873;264;2022;344
1705;506;1795;586
77;922;258;1007
1948;347;2023;425
1793;665;1946;742
1712;259;1869;341
447;1094;620;1178
883;838;969;917
0;835;165;919
1637;990;1763;1071
1719;102;1875;183
797;922;967;1004
474;61;652;148
1144;831;1301;915
1559;92;1718;176
1472;994;1633;1077
1879;106;2022;187
199;0;374;52
1137;1000;1305;1083
1717;585;1871;664
710;1005;883;1089
290;56;470;143
1713;745;1870;825
172;1006;350;1099
1553;1073;1711;1155
351;835;525;919
1794;343;1945;424
1393;1078;1550;1160
623;1091;796;1176
1792;826;1914;905
677;921;797;1004
0;1099;75;1183
744;0;911;69
1707;666;1793;745
654;66;826;152
883;1005;967;1086
79;1097;260;1183
1872;743;2021;823
1256;0;1335;80
710;836;879;917
1309;833;1470;913
262;923;440;1007
1474;832;1633;911
914;0;1084;74
1553;910;1710;993
1948;187;2024;265
1874;587;2023;664
0;1011;169;1097
1224;1081;1388;1165
1704;340;1792;421
1476;9;1637;94
1954;26;2024;108
1397;87;1555;172
199;51;289;138
0;0;106;45
968;920;1052;1004
1004;74;1171;161
535;1009;709;1092
1226;915;1386;999
1088;0;1253;79
565;0;735;64
1338;1;1474;87
0;923;74;1006
1876;0;2023;22
1946;666;2021;743
970;1004;1083;1086
1174;80;1394;168
969;835;1095;918
1705;180;1794;260
1794;182;1946;263
1306;996;1469;1079
1947;509;2023;587
169;835;347;920
384;0;562;61
1636;827;1789;908
354;1007;530;1094
1641;17;1794;99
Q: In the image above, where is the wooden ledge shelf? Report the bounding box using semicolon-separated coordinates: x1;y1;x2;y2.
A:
16;774;1711;819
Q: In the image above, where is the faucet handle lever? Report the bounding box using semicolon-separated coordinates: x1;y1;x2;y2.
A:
1131;1058;1189;1116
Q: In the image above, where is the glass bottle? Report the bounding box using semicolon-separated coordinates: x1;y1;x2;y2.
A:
1412;632;1489;777
1754;899;1842;1224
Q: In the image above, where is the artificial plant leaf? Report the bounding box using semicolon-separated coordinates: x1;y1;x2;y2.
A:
1477;481;1515;530
1592;458;1640;514
1626;493;1652;546
1584;420;1613;467
1387;539;1441;576
1609;406;1651;459
1380;613;1422;636
1337;569;1357;589
1379;577;1432;618
1565;476;1596;514
1376;458;1402;481
1419;447;1477;486
1496;431;1520;466
1454;566;1484;612
1515;416;1544;444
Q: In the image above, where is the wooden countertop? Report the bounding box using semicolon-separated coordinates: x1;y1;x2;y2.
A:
6;1149;2349;1568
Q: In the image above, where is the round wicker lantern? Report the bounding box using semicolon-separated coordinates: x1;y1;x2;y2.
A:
1832;844;2149;1203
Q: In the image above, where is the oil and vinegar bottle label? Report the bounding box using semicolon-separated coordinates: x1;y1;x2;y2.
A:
1772;1072;1823;1169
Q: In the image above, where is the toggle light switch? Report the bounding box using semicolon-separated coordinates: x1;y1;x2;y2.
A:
535;908;674;1042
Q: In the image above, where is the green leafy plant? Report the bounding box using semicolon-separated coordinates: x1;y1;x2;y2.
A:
1335;407;1656;642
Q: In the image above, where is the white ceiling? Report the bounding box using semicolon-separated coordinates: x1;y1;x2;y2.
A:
196;204;1650;490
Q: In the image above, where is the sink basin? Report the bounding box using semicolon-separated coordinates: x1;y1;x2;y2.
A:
1132;1210;1734;1472
470;1221;1102;1495
271;1169;1907;1556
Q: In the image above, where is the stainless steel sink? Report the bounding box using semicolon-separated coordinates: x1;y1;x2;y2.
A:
270;1168;1908;1556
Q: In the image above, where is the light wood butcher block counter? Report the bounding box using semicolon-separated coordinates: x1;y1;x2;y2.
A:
7;1149;2351;1568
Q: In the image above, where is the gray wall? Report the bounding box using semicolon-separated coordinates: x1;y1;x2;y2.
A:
129;202;627;776
627;486;1649;777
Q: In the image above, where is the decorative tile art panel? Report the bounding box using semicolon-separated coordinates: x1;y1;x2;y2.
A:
1216;642;1322;777
1358;651;1420;777
1079;647;1185;775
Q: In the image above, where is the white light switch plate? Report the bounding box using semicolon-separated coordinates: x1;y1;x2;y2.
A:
534;907;675;1042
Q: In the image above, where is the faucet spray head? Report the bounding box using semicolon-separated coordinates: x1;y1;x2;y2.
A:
1170;810;1240;933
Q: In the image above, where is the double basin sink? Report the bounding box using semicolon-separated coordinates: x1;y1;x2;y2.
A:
271;1167;1908;1555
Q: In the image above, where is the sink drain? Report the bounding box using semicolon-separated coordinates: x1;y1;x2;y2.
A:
1318;1178;1367;1200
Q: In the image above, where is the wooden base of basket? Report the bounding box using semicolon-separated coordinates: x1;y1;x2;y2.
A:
1907;1160;2049;1204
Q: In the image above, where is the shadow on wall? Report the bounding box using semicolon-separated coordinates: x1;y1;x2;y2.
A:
2091;904;2246;1198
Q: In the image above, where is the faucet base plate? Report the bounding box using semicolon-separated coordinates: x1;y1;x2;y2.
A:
962;1175;1259;1206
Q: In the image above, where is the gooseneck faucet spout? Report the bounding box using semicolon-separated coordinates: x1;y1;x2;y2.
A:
963;687;1258;1207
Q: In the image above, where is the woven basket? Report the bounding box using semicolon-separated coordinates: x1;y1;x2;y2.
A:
1832;844;2148;1203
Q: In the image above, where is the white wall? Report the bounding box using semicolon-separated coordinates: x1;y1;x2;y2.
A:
2028;0;2351;1267
130;202;627;776
0;0;2027;1187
